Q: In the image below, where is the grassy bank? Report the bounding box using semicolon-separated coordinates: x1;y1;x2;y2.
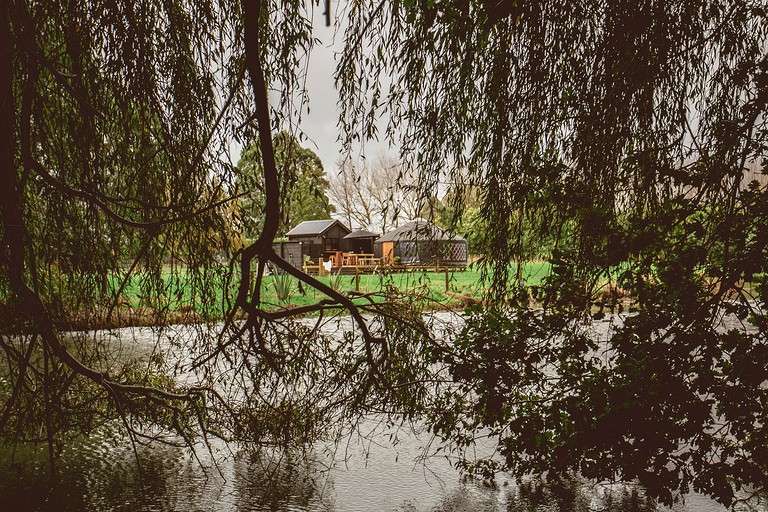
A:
258;262;552;308
76;262;553;329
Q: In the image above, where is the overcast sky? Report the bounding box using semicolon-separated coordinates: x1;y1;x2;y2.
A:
293;7;392;177
225;7;396;192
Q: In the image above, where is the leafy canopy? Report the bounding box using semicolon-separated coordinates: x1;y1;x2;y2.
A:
0;0;424;490
238;131;334;238
1;0;768;508
336;0;768;506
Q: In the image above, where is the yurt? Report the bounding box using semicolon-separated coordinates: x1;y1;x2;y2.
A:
375;220;467;267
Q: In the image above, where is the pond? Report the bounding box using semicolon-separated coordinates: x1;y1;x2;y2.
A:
0;415;735;512
0;321;755;511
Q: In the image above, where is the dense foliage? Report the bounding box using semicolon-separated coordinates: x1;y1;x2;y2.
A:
0;2;429;497
0;0;399;494
337;0;768;506
238;131;333;238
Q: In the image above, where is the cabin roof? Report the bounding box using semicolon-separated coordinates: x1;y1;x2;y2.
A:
285;219;350;237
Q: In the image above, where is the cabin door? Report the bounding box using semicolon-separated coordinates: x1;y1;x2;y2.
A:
381;242;394;264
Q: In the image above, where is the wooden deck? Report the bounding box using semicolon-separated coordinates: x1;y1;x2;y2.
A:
302;253;377;275
302;261;381;275
302;253;466;276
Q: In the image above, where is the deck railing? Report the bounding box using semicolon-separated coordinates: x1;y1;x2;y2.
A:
302;253;380;275
301;252;466;276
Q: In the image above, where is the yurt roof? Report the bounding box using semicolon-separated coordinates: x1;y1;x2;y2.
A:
344;229;379;240
376;220;465;243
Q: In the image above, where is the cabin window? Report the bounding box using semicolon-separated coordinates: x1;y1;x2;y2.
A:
324;238;339;251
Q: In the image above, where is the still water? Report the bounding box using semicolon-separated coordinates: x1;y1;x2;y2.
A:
0;321;754;511
0;417;735;512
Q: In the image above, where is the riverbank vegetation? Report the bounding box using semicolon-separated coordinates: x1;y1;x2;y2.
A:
55;262;550;328
1;0;767;510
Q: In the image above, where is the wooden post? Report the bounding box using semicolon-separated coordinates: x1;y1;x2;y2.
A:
355;267;360;292
445;266;449;292
319;256;325;276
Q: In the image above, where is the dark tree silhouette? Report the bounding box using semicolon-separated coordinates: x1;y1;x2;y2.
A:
0;0;420;503
336;0;768;506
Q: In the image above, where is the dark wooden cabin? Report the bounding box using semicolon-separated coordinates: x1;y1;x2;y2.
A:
285;219;352;261
343;229;379;255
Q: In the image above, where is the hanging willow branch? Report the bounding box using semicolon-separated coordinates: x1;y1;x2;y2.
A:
236;0;389;377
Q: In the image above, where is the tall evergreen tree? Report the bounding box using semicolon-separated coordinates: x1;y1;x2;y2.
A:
238;131;333;238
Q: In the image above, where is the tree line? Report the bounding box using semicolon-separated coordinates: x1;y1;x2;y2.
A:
239;136;493;255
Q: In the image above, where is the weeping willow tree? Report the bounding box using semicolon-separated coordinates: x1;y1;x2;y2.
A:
337;0;768;506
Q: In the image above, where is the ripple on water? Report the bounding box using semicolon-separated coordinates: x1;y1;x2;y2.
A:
0;423;748;512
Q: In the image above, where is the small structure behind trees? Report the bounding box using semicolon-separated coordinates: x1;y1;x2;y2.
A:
271;240;303;270
375;220;468;268
342;229;379;254
284;219;352;261
278;219;468;273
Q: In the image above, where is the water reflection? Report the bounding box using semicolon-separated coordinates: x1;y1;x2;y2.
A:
0;321;745;511
231;449;334;511
504;476;656;512
2;433;335;511
0;422;738;512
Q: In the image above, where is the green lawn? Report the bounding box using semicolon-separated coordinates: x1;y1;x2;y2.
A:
256;261;553;310
105;261;554;316
33;260;764;328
